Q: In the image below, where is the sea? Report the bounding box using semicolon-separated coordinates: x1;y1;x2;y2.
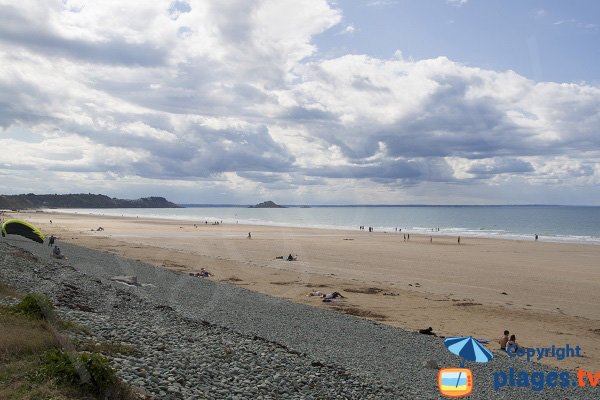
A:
47;205;600;245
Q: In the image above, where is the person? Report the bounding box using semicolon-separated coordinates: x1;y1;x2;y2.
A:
248;232;252;239
499;330;510;350
287;253;295;261
48;235;55;247
52;245;64;259
458;236;461;245
430;236;432;243
506;334;521;353
403;234;406;241
535;234;538;241
322;291;345;299
418;327;437;336
407;233;410;240
199;268;212;277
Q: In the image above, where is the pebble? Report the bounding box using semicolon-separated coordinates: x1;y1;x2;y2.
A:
2;239;598;399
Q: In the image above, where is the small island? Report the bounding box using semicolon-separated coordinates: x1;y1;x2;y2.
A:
249;201;284;208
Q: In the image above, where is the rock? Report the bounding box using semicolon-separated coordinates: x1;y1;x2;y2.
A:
422;359;439;369
110;275;141;286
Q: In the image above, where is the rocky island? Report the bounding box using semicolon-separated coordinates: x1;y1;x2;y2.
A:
249;200;284;208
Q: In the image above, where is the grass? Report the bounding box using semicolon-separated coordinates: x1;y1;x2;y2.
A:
74;340;138;356
0;308;59;363
0;282;140;399
0;281;22;299
58;320;91;336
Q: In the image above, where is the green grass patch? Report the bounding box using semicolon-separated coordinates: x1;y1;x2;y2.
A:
0;282;22;299
75;340;138;356
11;294;55;320
58;320;91;335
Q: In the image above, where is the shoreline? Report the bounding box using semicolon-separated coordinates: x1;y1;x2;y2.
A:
5;210;600;372
26;207;600;246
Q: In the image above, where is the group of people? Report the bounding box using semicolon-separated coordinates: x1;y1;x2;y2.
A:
499;330;521;353
47;234;64;258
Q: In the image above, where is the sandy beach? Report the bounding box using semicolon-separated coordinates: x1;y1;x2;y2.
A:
7;210;600;371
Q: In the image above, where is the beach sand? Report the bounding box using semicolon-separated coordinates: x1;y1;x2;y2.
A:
9;210;600;371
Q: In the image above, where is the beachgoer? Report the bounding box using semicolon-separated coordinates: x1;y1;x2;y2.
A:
430;236;432;243
287;253;294;261
52;245;64;259
48;235;55;247
506;334;521;353
248;232;252;239
407;233;410;240
403;234;406;241
418;327;437;336
535;234;538;241
458;236;461;245
499;330;510;350
199;268;212;277
322;291;345;299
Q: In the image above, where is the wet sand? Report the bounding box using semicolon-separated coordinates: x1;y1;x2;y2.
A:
9;210;600;371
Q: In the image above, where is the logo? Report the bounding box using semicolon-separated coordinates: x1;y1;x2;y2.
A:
438;368;473;398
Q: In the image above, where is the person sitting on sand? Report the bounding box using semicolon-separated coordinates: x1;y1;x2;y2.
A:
287;253;298;261
499;330;510;350
418;327;437;336
199;268;212;277
506;334;521;353
322;291;345;299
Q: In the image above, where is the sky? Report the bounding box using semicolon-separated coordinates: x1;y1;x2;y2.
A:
0;0;599;205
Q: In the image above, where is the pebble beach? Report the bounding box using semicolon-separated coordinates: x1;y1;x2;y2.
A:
1;237;598;399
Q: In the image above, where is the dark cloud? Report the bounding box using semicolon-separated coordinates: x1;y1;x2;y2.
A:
467;158;534;176
304;158;454;183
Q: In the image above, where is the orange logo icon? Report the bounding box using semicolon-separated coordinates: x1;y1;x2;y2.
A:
438;368;473;398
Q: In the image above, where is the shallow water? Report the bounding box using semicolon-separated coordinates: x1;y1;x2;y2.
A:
48;205;600;245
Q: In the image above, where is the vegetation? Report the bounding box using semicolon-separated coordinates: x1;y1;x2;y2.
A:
0;193;180;209
0;284;139;399
11;293;55;320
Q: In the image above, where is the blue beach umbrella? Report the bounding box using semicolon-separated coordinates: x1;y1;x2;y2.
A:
444;336;493;363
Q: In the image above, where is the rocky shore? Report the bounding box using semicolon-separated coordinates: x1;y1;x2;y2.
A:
1;238;596;399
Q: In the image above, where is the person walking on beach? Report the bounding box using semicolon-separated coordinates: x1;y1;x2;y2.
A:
535;234;538;241
457;236;461;245
247;232;252;239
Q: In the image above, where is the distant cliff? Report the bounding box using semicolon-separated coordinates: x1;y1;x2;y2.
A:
0;194;181;209
249;201;284;208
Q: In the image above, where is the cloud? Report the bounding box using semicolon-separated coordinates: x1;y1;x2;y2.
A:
446;0;468;7
0;0;599;203
467;158;534;177
339;25;355;35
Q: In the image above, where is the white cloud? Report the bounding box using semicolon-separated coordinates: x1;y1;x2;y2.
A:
0;0;599;203
446;0;468;7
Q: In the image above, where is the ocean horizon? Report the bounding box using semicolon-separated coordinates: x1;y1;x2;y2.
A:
46;205;600;245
